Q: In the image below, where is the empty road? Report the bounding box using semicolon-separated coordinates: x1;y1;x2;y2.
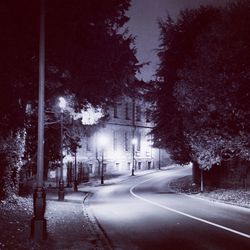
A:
88;166;250;250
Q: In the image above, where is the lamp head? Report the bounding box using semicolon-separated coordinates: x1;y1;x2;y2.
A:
132;138;137;145
98;134;109;147
58;97;66;111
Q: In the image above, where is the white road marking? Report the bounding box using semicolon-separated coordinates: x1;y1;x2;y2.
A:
130;175;250;240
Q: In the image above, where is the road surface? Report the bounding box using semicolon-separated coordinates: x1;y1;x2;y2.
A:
88;166;250;250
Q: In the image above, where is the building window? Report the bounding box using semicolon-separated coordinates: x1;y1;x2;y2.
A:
136;132;141;151
86;137;91;151
89;164;93;173
136;105;141;121
138;162;142;170
145;109;150;123
103;163;107;172
114;103;118;118
125;103;130;120
124;132;129;151
147;162;152;169
113;131;118;151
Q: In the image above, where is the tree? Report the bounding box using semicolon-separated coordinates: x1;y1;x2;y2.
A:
0;0;139;198
153;6;219;165
0;130;26;199
174;0;250;169
45;0;139;106
0;0;139;124
153;1;250;170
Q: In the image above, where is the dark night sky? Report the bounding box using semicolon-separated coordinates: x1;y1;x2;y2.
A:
127;0;233;82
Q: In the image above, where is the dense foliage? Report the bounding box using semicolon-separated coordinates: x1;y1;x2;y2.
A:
153;1;250;169
0;0;138;198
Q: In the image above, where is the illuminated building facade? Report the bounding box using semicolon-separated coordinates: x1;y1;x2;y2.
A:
64;96;170;176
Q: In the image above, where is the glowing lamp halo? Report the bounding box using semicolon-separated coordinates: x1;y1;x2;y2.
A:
98;134;109;147
131;138;137;145
58;97;67;110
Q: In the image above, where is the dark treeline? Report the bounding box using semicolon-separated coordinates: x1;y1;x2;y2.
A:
0;0;139;199
152;0;250;171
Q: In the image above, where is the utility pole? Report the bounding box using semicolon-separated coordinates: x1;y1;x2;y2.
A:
200;168;204;193
132;138;136;176
101;148;104;184
58;107;65;200
131;99;136;176
98;134;108;184
158;148;161;170
31;0;47;241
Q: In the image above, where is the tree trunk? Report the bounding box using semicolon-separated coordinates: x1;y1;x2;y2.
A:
192;161;200;184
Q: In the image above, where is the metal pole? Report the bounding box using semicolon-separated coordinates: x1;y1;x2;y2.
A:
158;148;161;170
74;153;78;191
200;168;204;193
131;99;135;176
31;0;47;241
101;148;104;184
58;112;65;200
132;143;135;176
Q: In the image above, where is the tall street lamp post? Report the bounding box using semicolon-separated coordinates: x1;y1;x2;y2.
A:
31;0;47;241
101;148;104;184
98;134;108;184
158;148;161;170
58;97;66;201
131;98;137;177
131;138;137;176
74;152;78;192
200;168;204;193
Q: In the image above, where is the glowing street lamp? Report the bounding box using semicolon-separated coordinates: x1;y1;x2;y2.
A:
58;96;67;110
98;134;109;184
131;138;137;176
58;97;66;201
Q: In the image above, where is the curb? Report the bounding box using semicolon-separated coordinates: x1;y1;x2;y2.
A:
82;192;114;250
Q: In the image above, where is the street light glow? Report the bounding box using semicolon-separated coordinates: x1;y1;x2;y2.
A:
58;97;67;110
98;134;109;147
132;138;137;145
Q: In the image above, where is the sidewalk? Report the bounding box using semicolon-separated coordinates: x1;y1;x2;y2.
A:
45;168;165;249
0;189;108;250
43;188;111;250
0;168;167;249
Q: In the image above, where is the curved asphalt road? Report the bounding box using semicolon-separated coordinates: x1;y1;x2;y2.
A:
88;166;250;250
